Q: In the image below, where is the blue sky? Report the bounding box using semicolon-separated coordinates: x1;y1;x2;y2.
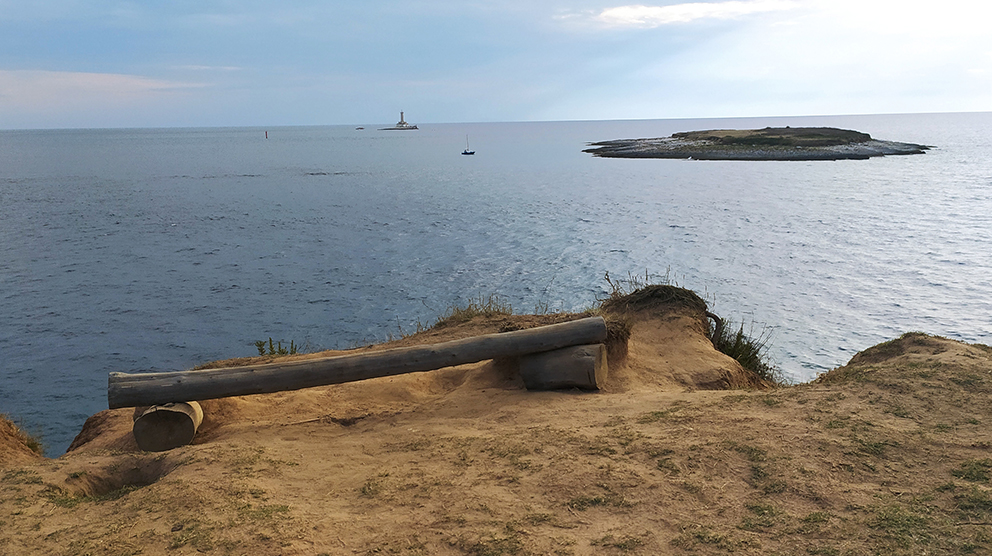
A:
1;0;990;128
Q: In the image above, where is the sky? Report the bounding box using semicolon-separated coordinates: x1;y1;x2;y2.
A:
1;0;990;129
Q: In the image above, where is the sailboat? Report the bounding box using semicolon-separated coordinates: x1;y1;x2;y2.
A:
462;135;475;155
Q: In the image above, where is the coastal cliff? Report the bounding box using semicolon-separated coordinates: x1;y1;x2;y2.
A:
2;288;991;555
585;127;930;160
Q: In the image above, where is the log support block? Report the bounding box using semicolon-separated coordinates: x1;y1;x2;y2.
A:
132;401;203;452
519;343;607;391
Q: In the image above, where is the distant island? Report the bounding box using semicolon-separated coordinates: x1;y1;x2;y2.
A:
584;126;930;160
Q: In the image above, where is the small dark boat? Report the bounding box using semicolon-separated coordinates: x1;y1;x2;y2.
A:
462;135;475;155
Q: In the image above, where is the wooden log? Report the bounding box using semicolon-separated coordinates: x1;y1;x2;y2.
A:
132;402;203;452
518;344;607;391
109;316;607;408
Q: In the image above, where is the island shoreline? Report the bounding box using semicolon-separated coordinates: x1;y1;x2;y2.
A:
584;127;931;161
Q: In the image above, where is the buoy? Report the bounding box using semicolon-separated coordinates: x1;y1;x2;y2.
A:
265;131;268;139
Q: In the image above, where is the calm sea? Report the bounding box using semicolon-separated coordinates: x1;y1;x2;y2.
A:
2;113;990;455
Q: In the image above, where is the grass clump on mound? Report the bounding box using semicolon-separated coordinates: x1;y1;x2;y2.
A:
709;320;784;385
599;271;708;317
599;271;785;386
432;294;514;329
1;413;44;456
846;331;947;366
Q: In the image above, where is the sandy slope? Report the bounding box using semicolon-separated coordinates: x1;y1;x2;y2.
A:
0;417;43;468
3;301;991;555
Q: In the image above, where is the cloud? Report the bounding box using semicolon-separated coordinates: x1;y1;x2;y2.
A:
0;70;202;109
0;70;207;127
174;65;242;72
595;0;796;28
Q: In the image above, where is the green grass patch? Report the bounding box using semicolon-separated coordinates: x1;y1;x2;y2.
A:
709;320;785;385
42;485;83;508
592;533;644;551
740;503;780;530
670;527;757;551
253;337;299;356
566;493;629;511
869;504;931;548
952;459;992;483
2;469;44;484
802;512;832;524
954;487;992;518
725;441;767;462
886;405;912;418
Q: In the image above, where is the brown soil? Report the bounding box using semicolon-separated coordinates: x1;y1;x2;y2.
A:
3;303;992;555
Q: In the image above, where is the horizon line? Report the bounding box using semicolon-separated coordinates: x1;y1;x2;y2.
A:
2;109;989;132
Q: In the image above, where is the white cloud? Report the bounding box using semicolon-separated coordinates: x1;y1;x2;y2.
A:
175;65;242;72
0;70;202;110
808;0;992;38
595;0;796;28
0;70;206;127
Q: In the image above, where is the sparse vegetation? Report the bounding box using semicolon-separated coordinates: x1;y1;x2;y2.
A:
709;319;784;385
360;473;389;497
168;519;215;551
952;459;992;483
591;533;645;551
254;337;298;356
433;294;513;329
1;413;44;455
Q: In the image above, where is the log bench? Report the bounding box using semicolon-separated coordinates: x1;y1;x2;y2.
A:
109;316;608;451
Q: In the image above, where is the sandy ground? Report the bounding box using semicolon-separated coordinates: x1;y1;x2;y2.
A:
2;301;991;555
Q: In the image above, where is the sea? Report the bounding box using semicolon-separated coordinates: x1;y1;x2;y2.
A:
2;112;990;456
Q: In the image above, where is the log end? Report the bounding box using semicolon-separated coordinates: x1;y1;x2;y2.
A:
519;344;608;391
132;402;203;452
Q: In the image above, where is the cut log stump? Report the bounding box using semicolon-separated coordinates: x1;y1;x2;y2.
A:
519;343;607;391
132;402;203;452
